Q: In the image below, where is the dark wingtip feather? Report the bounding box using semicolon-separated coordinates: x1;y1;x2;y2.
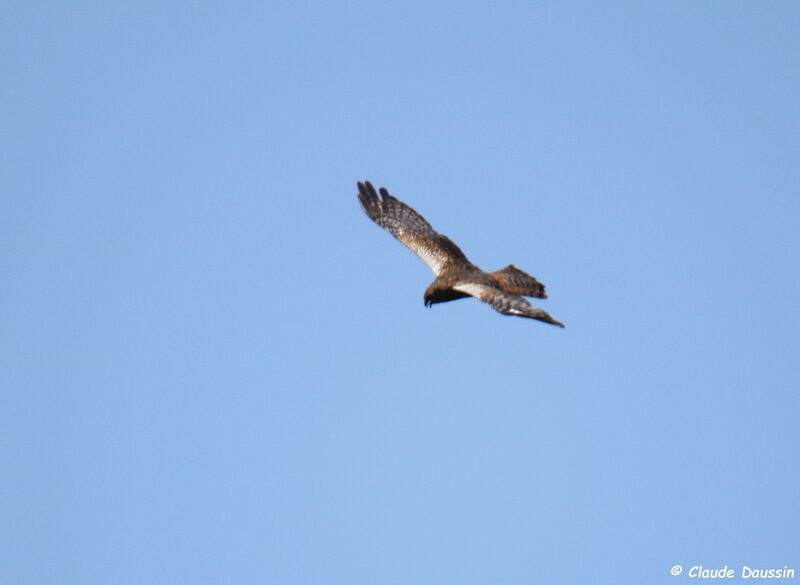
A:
544;313;566;328
357;180;383;221
379;186;401;205
359;181;377;198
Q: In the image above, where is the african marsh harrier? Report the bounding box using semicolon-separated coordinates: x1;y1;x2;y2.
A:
357;181;565;328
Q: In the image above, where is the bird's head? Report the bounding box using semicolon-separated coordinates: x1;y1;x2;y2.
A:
423;282;443;308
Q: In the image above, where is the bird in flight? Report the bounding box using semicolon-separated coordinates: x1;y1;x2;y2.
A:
357;181;565;328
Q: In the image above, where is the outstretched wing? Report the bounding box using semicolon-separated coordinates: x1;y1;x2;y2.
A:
452;282;565;328
358;181;470;275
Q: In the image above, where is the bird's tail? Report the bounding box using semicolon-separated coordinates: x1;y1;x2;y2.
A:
490;264;547;299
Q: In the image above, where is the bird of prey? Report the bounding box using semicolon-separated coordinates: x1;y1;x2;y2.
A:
357;181;565;328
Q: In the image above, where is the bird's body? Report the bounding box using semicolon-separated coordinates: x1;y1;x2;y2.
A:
357;181;564;328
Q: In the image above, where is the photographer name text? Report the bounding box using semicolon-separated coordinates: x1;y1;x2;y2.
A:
671;565;795;580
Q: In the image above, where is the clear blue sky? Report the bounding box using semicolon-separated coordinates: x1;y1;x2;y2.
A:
2;2;799;584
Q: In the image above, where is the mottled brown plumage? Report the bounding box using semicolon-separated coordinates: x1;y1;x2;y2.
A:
357;181;564;328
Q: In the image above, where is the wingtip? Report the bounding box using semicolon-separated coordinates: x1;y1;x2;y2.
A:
357;180;383;220
357;181;390;202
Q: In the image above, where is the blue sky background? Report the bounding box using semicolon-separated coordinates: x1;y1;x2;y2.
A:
2;2;799;584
